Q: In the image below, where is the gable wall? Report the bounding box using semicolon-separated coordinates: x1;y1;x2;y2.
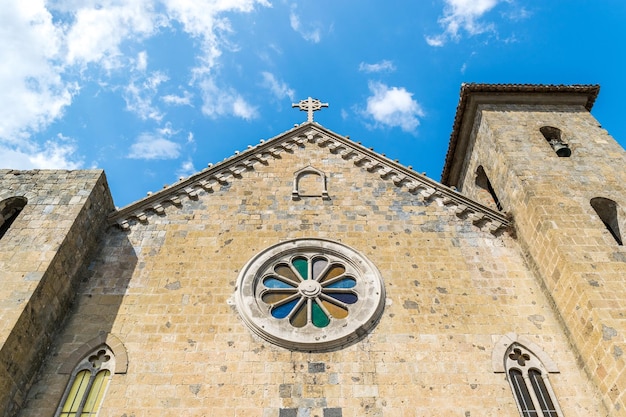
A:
19;145;604;416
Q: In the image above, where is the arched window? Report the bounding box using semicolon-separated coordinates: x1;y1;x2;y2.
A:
475;166;503;211
55;346;114;417
0;196;27;240
590;197;623;245
540;126;571;157
55;334;127;417
505;344;563;417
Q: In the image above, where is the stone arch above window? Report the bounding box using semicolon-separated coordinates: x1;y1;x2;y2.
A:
59;333;128;375
292;166;329;200
590;197;623;245
540;126;571;157
0;196;27;240
492;333;558;373
475;166;503;211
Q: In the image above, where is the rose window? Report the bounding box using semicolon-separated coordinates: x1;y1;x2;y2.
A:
235;239;385;351
262;255;358;328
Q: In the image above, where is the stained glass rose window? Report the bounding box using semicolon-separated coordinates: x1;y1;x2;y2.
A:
235;239;385;351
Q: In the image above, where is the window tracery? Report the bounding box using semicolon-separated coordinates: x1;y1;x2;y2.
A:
55;346;115;417
235;239;385;351
505;343;563;417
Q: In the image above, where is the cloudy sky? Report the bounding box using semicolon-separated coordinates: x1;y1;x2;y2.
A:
2;0;625;207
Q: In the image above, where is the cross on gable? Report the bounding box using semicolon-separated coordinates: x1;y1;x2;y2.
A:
292;97;329;122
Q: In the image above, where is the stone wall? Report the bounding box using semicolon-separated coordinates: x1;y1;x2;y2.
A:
18;145;604;416
455;103;626;414
0;170;114;416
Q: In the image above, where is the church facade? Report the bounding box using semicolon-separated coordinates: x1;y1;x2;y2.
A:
1;84;625;416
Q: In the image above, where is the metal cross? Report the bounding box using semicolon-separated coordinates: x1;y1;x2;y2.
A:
292;97;329;122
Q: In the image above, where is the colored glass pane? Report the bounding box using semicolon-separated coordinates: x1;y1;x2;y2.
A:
312;301;330;328
257;251;365;330
262;292;296;304
312;257;328;280
289;301;308;327
325;277;356;288
321;299;348;319
263;277;296;289
61;370;91;416
292;257;308;280
271;299;298;319
326;292;358;304
274;265;300;284
319;264;345;283
81;370;110;416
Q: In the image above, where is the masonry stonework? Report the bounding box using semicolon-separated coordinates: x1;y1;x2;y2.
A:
1;85;623;416
0;170;114;416
443;85;626;414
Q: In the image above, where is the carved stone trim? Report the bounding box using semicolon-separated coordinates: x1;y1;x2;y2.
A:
292;166;329;200
108;123;509;235
59;332;128;374
492;333;559;373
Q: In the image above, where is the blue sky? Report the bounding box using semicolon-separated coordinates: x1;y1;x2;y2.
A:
2;0;625;207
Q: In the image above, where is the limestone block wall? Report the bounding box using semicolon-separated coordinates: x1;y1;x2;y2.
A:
19;146;604;416
0;170;114;416
455;104;626;414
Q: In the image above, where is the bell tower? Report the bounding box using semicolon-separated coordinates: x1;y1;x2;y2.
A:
442;84;626;414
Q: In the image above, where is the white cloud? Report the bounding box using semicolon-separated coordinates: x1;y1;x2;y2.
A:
359;60;396;73
0;134;82;169
123;71;169;121
426;0;499;46
425;35;445;47
163;0;270;74
261;72;295;101
176;159;196;178
199;79;257;120
162;91;193;106
0;0;271;149
136;51;148;72
289;9;321;43
364;82;424;133
0;0;75;143
128;130;181;160
65;0;159;68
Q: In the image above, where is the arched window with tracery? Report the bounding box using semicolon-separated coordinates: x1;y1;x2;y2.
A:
55;334;127;417
0;196;27;241
55;346;114;417
505;344;563;417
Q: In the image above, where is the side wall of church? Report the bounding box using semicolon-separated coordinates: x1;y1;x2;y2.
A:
19;145;605;416
0;170;114;416
455;103;626;414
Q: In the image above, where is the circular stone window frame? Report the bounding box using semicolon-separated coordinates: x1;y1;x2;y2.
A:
235;238;386;351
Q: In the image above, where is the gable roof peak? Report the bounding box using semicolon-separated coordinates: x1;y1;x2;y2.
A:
109;122;509;235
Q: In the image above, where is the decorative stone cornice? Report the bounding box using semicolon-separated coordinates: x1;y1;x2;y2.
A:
441;83;600;186
108;122;509;234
